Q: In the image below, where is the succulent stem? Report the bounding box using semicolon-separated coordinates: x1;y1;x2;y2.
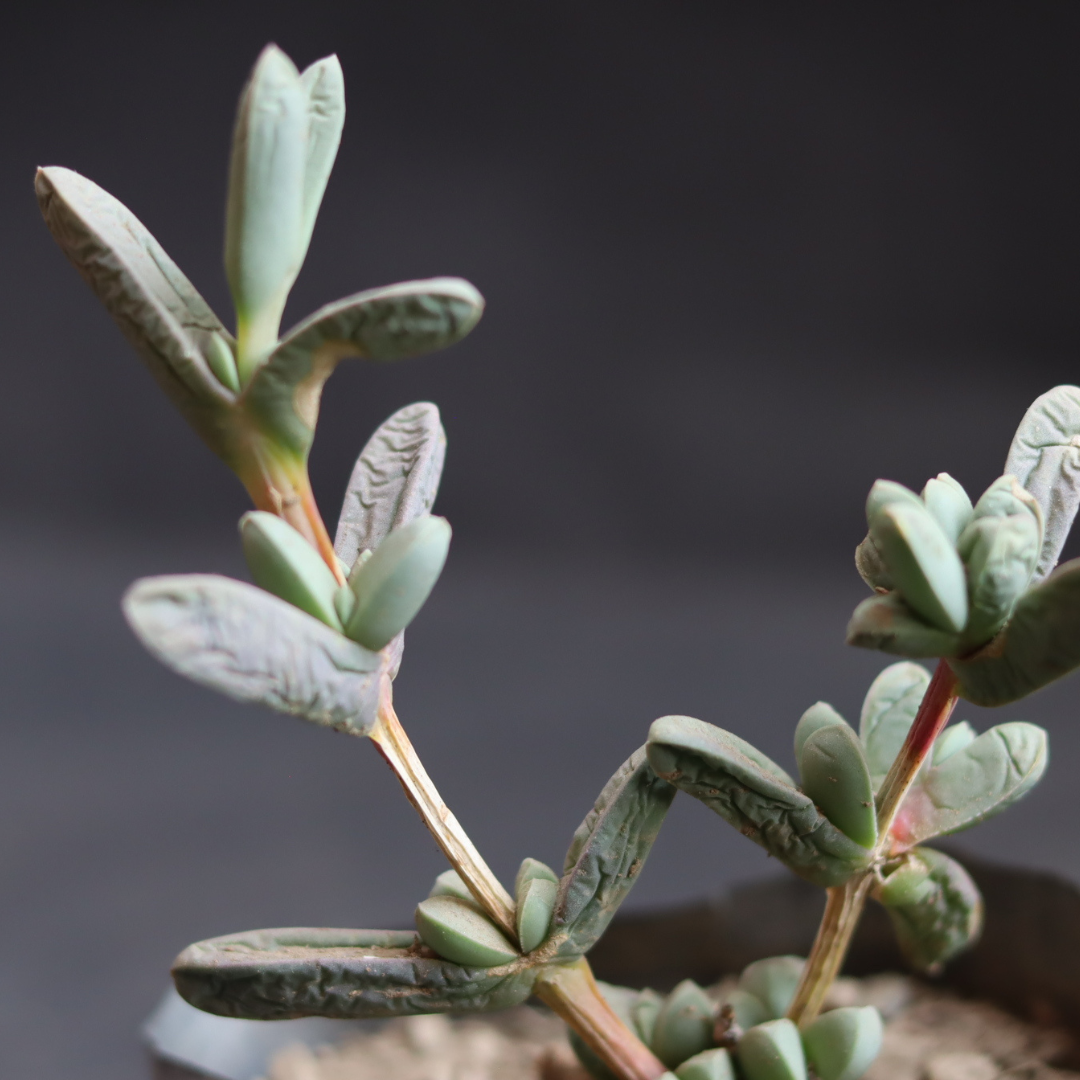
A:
534;958;669;1080
785;875;875;1025
236;439;346;584
875;660;959;834
786;659;959;1027
369;676;519;941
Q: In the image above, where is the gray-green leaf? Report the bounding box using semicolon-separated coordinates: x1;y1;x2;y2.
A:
951;558;1080;705
225;45;309;348
334;402;447;570
647;716;872;888
847;594;961;659
35;167;234;454
799;724;877;849
859;662;930;783
552;748;675;956
171;926;538;1020
1004;385;1080;581
875;848;983;973
896;723;1047;845
243;278;484;456
298;55;345;262
123;574;382;735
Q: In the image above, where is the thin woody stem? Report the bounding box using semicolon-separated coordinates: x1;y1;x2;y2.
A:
535;959;668;1080
369;676;666;1080
786;659;959;1027
368;675;518;940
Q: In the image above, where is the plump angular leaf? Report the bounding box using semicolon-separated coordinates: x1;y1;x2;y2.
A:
958;477;1042;647
894;723;1047;845
1004;385;1080;581
298;55;345;259
552;748;675;956
802;1006;883;1080
652;979;715;1069
225;45;309;352
737;1019;807;1080
875;848;983;973
244;278;483;456
738;956;804;1021
869;502;968;633
123;574;381;735
516;877;557;954
854;534;892;592
516;857;559;894
240;511;342;629
921;474;973;546
720;988;769;1030
172;927;538;1020
415;896;519;968
793;703;848;769
35;167;234;453
344;516;451;650
951;558;1080;705
859;662;930;783
847;594;961;659
647;716;872;888
799;724;877;849
676;1048;736;1080
429;869;473;901
334;403;447;570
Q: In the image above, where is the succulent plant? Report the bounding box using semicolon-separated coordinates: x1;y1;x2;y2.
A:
38;39;1069;1080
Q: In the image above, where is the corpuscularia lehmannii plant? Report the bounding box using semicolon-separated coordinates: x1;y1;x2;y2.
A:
38;42;1075;1080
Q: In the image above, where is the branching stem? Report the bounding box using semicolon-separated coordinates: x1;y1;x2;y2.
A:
369;676;667;1080
786;659;959;1027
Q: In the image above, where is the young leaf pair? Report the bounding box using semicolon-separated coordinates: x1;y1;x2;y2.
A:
124;404;449;736
574;957;881;1080
416;858;558;966
851;386;1080;708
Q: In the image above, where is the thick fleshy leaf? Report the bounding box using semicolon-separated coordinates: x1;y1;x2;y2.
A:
737;1019;806;1080
415;896;519;967
951;558;1080;705
225;45;309;351
799;724;877;848
737;956;804;1021
859;662;930;783
652;980;715;1068
35;167;234;451
869;502;968;633
334;403;447;569
854;535;892;591
921;474;973;546
893;723;1047;845
244;278;483;456
793;703;848;769
298;55;345;259
1004;385;1080;581
551;747;675;955
123;574;382;734
802;1006;883;1080
875;848;983;973
172;927;538;1020
932;721;976;764
344;516;451;650
647;716;872;888
677;1048;736;1080
847;593;961;659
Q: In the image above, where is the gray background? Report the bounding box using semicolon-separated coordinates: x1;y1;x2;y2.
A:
3;2;1080;1076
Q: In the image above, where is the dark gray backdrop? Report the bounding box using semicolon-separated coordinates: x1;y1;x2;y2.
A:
3;2;1080;1077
